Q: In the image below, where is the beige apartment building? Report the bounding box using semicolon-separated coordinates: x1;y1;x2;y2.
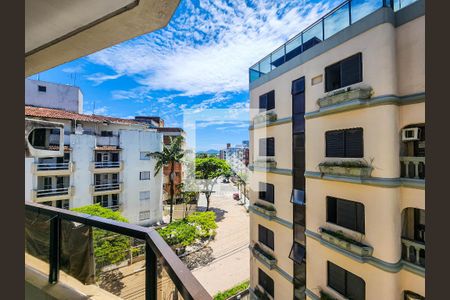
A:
248;1;425;300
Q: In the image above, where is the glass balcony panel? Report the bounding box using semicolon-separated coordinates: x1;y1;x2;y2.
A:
259;56;271;75
394;0;419;11
351;0;383;23
285;35;303;62
249;67;260;82
302;21;323;52
271;46;285;68
324;3;350;39
25;209;51;276
157;256;185;300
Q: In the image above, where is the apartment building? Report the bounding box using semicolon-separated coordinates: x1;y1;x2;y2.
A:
221;141;250;173
24;105;164;226
248;1;424;300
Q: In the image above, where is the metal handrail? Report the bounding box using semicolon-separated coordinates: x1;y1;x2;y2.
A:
25;202;212;300
94;161;121;168
36;187;70;197
36;162;70;170
93;182;121;191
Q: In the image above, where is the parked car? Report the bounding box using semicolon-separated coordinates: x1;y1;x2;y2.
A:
233;193;240;200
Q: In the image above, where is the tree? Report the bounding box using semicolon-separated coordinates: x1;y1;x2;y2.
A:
149;135;184;223
71;204;130;270
195;157;231;210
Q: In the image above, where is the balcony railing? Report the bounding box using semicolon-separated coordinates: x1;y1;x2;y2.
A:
49;133;70;145
34;162;72;172
92;182;121;192
97;135;119;146
400;156;425;179
402;237;425;268
248;0;420;83
35;187;71;198
25;202;211;300
94;161;121;168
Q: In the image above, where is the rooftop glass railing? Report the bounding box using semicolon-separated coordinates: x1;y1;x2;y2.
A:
249;0;420;83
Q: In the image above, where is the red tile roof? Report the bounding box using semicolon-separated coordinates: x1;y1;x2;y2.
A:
95;146;121;151
25;106;144;125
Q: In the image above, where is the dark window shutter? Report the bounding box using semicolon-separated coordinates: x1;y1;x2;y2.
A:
267;90;275;110
326;130;345;157
111;152;119;162
328;262;346;295
327;197;337;224
337;199;357;231
267;183;274;203
356;203;365;234
259;94;267;110
258;182;266;200
325;62;341;92
258;225;265;245
293;115;305;134
345;128;363;158
294;203;306;226
267;137;275;156
346;270;366;300
259;269;274;297
267;228;274;250
293;93;305;115
341;53;362;88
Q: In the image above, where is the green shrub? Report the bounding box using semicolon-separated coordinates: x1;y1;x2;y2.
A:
157;211;217;247
71;204;131;268
213;280;249;300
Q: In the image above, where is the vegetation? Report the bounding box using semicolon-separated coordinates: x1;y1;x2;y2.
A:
318;160;371;168
71;204;130;269
320;290;338;300
157;211;217;247
195;157;231;210
254;202;276;211
213;280;250;300
320;228;367;247
149;135;184;223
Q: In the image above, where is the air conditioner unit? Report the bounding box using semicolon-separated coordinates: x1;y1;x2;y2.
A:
402;127;420;141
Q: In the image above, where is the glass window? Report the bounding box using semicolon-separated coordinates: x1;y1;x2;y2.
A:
327;196;365;234
327;261;365;300
139;211;151;221
140;191;151;202
140;171;151;180
325;53;362;92
258;269;274;297
258;225;274;250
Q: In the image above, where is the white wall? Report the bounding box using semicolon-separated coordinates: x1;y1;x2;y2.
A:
71;134;96;208
120;130;164;226
25;79;83;113
24;158;34;202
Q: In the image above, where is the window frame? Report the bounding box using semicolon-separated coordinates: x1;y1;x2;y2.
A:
327;261;365;300
259;137;275;157
326;196;365;234
258;268;274;297
139;171;151;180
38;85;47;92
325;53;363;92
258;182;274;203
325;128;363;158
258;224;275;250
259;90;275;111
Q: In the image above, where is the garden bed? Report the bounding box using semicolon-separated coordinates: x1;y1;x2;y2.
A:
251;244;277;269
318;161;373;177
252;202;276;217
320;228;373;257
318;87;372;108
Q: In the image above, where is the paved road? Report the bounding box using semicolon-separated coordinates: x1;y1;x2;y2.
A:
192;181;250;296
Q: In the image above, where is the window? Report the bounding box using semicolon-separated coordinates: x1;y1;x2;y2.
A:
289;242;306;265
259;137;275;156
325;128;363;158
325;53;362;92
258;182;274;203
258;225;274;250
140;151;151;160
259;90;275;111
140;171;151;180
38;85;47;92
101;131;113;137
328;262;365;300
111;194;119;206
258;268;274;297
327;196;365;233
140;191;151;202
139;211;151;221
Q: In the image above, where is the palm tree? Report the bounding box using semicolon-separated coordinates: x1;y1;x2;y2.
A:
149;136;184;223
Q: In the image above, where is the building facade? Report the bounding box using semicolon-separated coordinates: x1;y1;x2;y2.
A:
248;1;425;300
25;106;164;226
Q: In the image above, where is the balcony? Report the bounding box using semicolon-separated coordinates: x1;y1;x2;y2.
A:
33;186;74;202
25;202;211;300
249;0;420;83
400;156;425;180
402;238;425;268
252;110;277;125
32;162;74;175
96;135;119;146
91;182;122;196
251;244;277;270
49;133;70;145
319;228;373;257
90;161;123;173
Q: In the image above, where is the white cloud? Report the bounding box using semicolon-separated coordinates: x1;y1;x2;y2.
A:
84;106;109;115
85;72;123;86
62;65;84;74
87;0;338;95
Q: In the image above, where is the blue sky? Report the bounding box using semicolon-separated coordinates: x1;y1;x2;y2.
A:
29;0;340;151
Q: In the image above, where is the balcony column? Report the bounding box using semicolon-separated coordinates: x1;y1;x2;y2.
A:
414;161;420;179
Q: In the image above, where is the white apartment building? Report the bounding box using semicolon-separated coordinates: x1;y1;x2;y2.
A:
25;79;84;113
24;105;164;226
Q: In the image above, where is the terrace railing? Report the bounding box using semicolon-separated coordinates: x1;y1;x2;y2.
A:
249;0;420;83
25;202;212;300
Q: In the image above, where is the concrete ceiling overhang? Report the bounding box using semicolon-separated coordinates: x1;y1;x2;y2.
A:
25;0;180;77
